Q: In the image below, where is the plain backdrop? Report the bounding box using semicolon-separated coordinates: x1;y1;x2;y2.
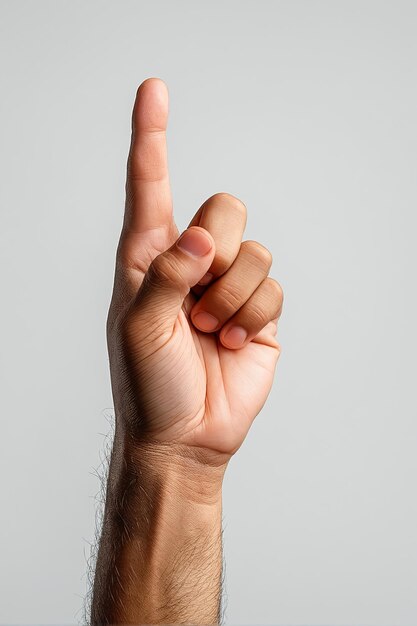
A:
0;1;416;624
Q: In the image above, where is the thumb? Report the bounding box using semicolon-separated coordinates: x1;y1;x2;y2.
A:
133;226;215;329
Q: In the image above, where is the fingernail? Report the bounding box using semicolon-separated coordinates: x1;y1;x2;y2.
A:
193;311;219;332
198;272;213;286
222;326;247;348
177;229;212;257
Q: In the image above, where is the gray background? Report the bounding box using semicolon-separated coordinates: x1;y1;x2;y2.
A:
0;0;416;624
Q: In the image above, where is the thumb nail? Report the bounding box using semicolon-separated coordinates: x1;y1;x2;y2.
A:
177;228;213;257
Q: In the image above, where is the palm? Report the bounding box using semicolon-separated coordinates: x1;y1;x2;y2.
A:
129;290;280;454
196;324;279;453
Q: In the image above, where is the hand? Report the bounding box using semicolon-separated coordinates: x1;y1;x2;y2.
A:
107;78;283;466
92;78;283;624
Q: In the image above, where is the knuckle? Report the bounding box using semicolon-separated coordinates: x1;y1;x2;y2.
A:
148;255;173;287
147;252;185;292
208;192;247;216
265;277;284;311
248;303;267;326
128;149;168;183
241;240;273;268
214;283;243;312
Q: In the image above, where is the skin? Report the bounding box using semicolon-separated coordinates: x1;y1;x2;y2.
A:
90;78;284;625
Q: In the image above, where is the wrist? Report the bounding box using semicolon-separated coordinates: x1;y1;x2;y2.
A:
111;427;228;507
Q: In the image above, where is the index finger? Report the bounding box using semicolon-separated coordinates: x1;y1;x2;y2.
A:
122;78;174;235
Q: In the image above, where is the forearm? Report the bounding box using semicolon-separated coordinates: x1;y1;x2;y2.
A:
90;431;226;625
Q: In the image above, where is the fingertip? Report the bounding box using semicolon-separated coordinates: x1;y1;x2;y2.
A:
137;77;168;97
220;326;248;350
133;77;169;132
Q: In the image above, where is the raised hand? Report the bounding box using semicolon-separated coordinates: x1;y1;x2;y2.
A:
92;78;284;625
107;78;283;465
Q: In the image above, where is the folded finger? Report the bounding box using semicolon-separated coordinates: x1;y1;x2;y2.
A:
190;240;272;332
188;192;247;287
219;278;284;349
